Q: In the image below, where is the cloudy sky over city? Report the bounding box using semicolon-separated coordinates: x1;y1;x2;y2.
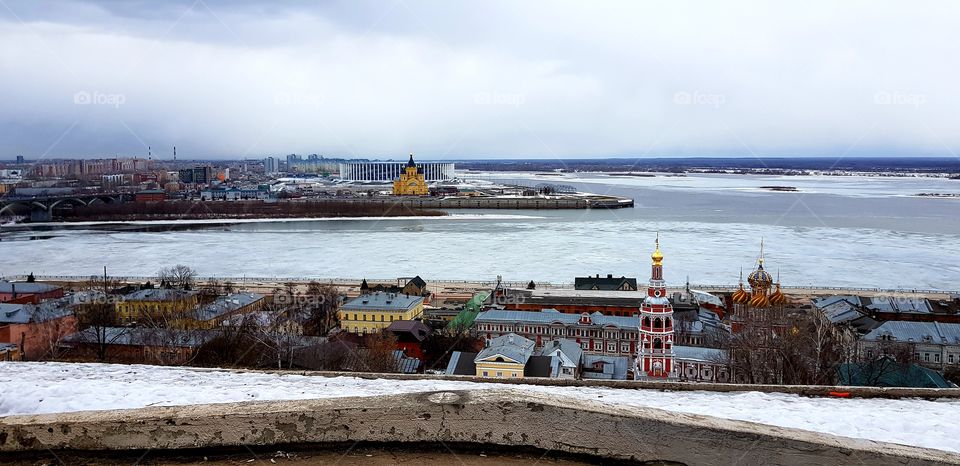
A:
1;0;958;159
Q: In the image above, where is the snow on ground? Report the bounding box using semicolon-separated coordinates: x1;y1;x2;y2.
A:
1;362;958;453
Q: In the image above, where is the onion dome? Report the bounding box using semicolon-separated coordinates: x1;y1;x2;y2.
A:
769;283;787;306
651;244;664;265
732;283;750;304
406;153;417;168
750;291;770;308
747;262;773;290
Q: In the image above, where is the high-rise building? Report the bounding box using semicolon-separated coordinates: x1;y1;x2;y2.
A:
637;235;675;378
15;155;24;164
178;166;213;184
263;157;280;174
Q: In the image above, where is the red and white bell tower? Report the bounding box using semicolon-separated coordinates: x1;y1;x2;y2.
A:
637;234;675;378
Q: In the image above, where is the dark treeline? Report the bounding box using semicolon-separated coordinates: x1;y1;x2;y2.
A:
57;200;446;221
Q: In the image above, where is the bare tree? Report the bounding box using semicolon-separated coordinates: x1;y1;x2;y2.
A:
361;331;399;373
158;265;197;291
72;277;123;362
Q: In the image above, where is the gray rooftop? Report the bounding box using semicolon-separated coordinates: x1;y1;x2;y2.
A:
535;338;584;365
674;345;727;363
194;293;264;322
476;309;640;330
0;281;61;294
122;288;197;302
340;291;424;312
475;333;535;365
863;321;960;344
865;297;932;314
581;354;631;380
0;301;72;324
62;327;211;348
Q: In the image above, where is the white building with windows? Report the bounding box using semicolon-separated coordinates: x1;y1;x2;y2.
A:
338;160;455;182
861;321;960;369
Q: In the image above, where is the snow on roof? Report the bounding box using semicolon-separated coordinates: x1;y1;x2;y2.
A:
866;297;932;314
341;291;424;311
122;288;197;302
476;333;535;365
194;293;264;322
674;345;727;363
863;321;960;344
0;281;60;294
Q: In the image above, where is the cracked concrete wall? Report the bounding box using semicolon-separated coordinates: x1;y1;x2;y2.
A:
1;389;957;465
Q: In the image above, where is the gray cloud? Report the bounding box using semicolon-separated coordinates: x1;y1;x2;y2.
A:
0;0;958;159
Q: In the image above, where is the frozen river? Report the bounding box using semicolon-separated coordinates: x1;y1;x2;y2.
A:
2;173;959;289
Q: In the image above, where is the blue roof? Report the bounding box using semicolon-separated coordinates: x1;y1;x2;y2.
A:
476;309;640;329
341;291;424;312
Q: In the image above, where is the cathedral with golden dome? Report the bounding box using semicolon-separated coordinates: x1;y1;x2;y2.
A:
730;240;788;332
392;153;429;196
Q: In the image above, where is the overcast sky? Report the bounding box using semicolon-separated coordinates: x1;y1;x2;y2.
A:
1;1;958;160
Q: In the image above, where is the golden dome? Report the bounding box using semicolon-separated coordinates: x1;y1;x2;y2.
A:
750;292;770;308
732;283;750;304
651;234;663;265
769;283;787;306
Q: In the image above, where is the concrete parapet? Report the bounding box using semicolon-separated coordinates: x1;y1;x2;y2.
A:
189;367;960;399
2;389;957;465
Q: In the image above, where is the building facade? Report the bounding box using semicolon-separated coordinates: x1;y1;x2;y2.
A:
338;291;425;334
860;321;960;370
116;289;199;325
393;154;429;196
339;158;454;182
475;309;640;356
637;236;675;378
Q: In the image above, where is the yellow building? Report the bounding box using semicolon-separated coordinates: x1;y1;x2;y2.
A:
338;291;425;334
392;154;429;196
116;289;198;325
474;334;535;378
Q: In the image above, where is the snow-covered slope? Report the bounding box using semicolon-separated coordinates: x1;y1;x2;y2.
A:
1;362;957;453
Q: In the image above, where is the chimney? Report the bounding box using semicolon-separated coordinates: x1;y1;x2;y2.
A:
607;274;613;278
10;283;15;300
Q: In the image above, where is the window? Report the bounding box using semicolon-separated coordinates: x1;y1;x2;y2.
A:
935;353;941;363
581;341;589;349
593;341;602;350
510;373;517;378
607;342;616;352
482;371;488;377
496;371;503;377
924;353;931;362
950;354;955;364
